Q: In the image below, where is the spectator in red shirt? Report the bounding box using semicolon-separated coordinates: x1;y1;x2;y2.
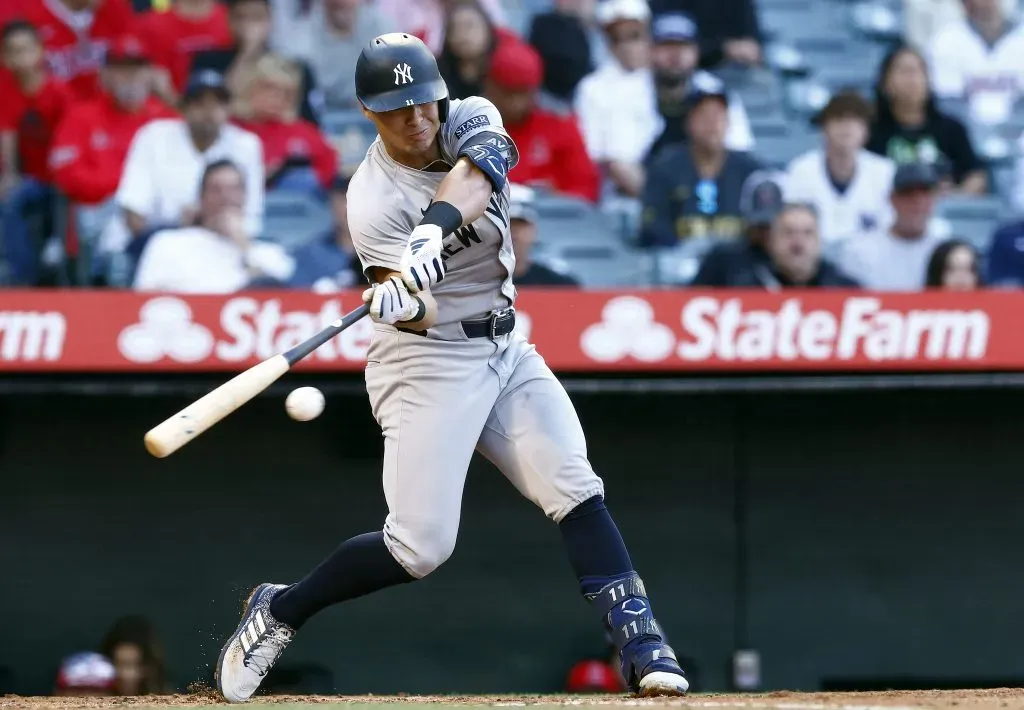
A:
23;0;135;101
49;33;176;280
483;39;600;203
0;20;75;285
139;0;234;96
235;53;337;195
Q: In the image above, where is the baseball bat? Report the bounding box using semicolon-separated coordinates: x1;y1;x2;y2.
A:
144;302;371;459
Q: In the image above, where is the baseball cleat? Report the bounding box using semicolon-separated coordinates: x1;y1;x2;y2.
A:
638;670;690;697
216;583;294;703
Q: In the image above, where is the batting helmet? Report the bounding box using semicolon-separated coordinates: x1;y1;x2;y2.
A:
356;33;450;122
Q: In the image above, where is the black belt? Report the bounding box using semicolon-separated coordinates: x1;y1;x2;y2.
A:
398;309;516;339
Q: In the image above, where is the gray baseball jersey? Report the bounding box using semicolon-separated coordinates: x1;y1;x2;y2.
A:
347;95;604;579
348;97;520;334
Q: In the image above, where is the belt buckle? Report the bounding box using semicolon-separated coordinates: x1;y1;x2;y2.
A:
489;308;514;339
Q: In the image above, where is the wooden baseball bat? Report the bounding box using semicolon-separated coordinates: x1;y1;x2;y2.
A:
144;302;371;459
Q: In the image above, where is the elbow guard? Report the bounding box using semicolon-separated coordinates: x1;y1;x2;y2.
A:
457;131;513;191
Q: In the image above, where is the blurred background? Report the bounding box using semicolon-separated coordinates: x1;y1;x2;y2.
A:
2;0;1024;699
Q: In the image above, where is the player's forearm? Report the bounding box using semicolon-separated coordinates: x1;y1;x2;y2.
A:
430;158;493;226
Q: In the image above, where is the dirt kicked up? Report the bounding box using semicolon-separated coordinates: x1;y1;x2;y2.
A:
3;690;1024;710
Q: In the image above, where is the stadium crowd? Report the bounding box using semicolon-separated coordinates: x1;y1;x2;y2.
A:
0;0;1021;292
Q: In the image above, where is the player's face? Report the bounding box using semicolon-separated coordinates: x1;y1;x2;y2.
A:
686;98;728;150
2;30;44;74
768;207;820;283
823;116;868;154
651;41;698;79
885;49;929;107
891;187;934;234
201;167;246;217
366;102;441;158
942;245;978;291
447;5;491;60
606;20;650;72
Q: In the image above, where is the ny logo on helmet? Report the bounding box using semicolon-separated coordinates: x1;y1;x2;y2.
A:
394;63;413;85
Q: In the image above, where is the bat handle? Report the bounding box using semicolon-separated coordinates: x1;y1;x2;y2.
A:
284;302;371;365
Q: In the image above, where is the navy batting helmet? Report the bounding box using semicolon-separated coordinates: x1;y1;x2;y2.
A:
355;33;450;122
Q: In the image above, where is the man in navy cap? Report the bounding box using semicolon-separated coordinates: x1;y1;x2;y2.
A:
646;12;754;162
640;74;762;248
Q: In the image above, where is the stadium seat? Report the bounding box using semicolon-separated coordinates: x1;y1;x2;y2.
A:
322;109;378;175
750;122;818;168
263;191;334;250
649;238;719;286
936;195;1007;250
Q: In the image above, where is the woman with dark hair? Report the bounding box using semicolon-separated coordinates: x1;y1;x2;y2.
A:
867;43;987;194
435;0;500;100
925;238;981;290
99;616;169;695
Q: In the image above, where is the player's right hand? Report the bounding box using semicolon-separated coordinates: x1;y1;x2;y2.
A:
362;276;421;325
399;224;447;293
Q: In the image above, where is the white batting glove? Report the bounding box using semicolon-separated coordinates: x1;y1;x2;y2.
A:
361;276;421;325
399;224;447;293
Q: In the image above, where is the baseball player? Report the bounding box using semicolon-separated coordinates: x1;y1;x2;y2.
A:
216;33;688;702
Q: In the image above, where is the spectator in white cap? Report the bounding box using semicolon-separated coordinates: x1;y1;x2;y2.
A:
510;183;580;287
575;0;657;198
645;12;754;162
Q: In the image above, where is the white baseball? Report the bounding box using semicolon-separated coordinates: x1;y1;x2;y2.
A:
285;387;325;422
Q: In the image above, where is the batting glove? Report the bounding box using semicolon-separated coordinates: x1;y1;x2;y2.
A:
362;276;422;325
399;224;446;293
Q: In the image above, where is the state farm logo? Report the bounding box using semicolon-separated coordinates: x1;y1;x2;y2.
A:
581;296;675;362
580;296;991;363
118;298;215;363
0;309;66;361
118;296;373;364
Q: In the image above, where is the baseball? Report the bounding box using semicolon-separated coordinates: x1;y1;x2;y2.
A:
285;387;325;421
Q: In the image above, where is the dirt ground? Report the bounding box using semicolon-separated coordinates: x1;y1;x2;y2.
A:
4;690;1024;710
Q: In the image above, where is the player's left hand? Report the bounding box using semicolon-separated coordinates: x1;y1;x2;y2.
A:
362;276;421;325
399;224;447;293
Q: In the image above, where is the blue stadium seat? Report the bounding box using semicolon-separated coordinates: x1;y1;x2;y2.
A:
649;239;719;286
321;109;378;174
262;191;333;250
936;195;1007;250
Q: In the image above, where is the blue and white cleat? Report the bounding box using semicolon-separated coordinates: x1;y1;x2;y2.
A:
215;583;294;703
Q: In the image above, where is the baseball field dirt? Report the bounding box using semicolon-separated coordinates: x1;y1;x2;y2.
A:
4;690;1024;710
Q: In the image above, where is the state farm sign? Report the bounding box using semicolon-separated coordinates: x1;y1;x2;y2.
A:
0;289;1020;372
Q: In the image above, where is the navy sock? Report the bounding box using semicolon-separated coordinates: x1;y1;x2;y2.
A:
559;496;634;596
270;531;413;629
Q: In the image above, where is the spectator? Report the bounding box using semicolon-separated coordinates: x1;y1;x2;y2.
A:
236;54;337;194
376;0;507;55
741;202;859;288
574;0;656;198
22;0;135;101
139;0;234;95
691;170;784;286
649;0;762;69
984;219;1024;286
267;0;317;59
306;0;393;109
868;43;986;194
190;0;321;124
134;159;292;292
838;162;944;290
0;21;74;286
510;183;580;286
49;36;175;208
926;237;981;289
437;1;501;101
288;175;363;291
926;0;1024;125
98;615;169;695
639;77;762;246
904;0;1017;52
786;90;896;243
528;0;596;103
644;12;754;161
484;39;600;203
115;69;263;254
53;652;116;697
